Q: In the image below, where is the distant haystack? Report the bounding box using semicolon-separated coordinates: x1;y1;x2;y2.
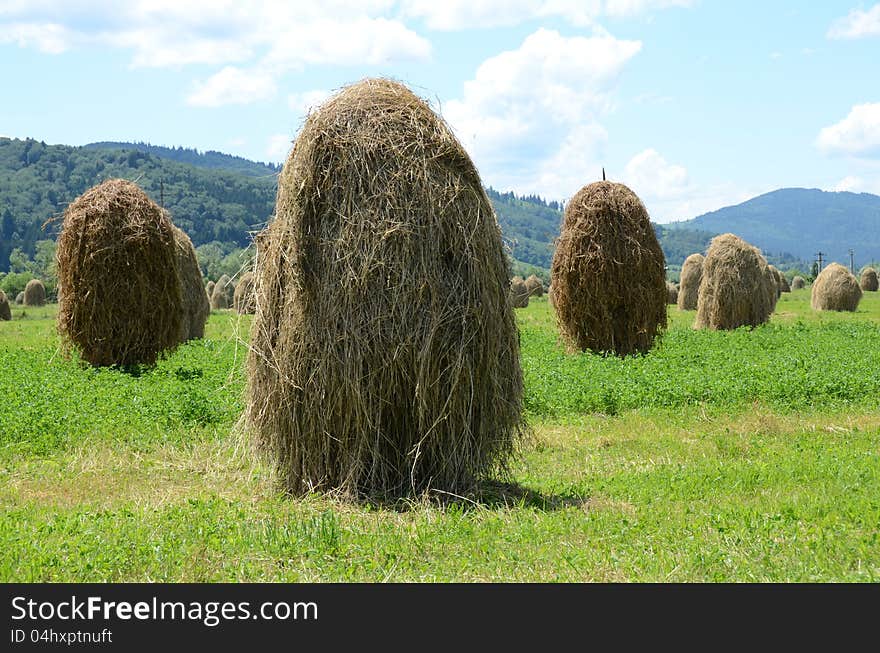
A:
172;226;210;341
695;233;774;330
666;281;678;305
233;271;256;314
524;274;544;297
15;292;24;305
767;265;784;299
778;271;791;293
677;253;704;311
23;279;46;306
860;267;878;292
206;280;215;300
812;263;862;311
56;178;182;367
791;276;805;290
509;278;530;308
550;180;667;356
210;274;231;309
0;290;10;321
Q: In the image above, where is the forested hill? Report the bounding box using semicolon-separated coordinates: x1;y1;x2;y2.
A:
2;136;725;274
83;142;281;178
671;188;880;266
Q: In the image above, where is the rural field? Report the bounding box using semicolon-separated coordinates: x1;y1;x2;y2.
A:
1;289;879;582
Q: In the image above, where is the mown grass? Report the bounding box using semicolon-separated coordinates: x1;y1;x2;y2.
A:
1;289;879;581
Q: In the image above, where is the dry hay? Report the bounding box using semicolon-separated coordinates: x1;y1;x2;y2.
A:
15;291;24;305
762;265;779;313
778;271;791;293
172;226;210;341
524;274;544;297
767;265;783;299
56;178;182;367
244;78;526;498
0;290;10;321
812;262;862;311
210;274;231;309
694;233;775;330
791;276;805;290
233;271;256;314
206;280;215;300
666;281;679;305
860;267;879;292
550;180;667;356
509;278;530;308
677;253;704;311
23;279;46;306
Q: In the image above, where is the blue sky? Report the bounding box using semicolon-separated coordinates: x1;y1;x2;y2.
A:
1;0;879;222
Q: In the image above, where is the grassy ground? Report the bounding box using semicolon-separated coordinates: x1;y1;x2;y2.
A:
1;289;879;581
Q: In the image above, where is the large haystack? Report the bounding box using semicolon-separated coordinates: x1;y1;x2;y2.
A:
173;226;210;341
791;276;805;290
812;263;862;311
0;290;10;321
509;278;530;308
860;267;879;292
245;78;526;498
56;179;182;367
233;271;256;314
677;253;704;311
694;233;775;330
210;274;230;309
524;274;544;297
550;181;667;356
23;279;46;306
666;281;679;305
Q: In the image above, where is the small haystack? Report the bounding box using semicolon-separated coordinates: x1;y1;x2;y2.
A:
23;279;46;306
791;276;805;290
510;278;530;308
524;274;544;297
245;78;525;498
677;253;704;311
56;179;182;367
173;226;210;341
812;262;862;311
210;274;231;309
695;233;775;330
778;272;791;293
550;180;667;356
860;267;879;292
666;281;679;305
233;271;256;314
206;280;215;300
14;292;24;305
0;290;11;321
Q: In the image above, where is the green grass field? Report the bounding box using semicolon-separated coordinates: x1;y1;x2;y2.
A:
2;289;879;581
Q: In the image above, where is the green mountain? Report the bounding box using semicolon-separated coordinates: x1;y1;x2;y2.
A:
669;188;880;268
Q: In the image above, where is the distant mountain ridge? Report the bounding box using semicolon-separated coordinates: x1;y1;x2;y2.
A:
83;141;281;178
670;188;880;267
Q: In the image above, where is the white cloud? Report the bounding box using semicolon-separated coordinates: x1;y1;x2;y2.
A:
832;175;865;192
0;22;74;53
266;133;293;163
827;4;880;39
186;66;278;107
442;28;641;198
0;2;431;105
623;148;688;200
817;103;880;157
400;0;692;30
288;90;332;116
